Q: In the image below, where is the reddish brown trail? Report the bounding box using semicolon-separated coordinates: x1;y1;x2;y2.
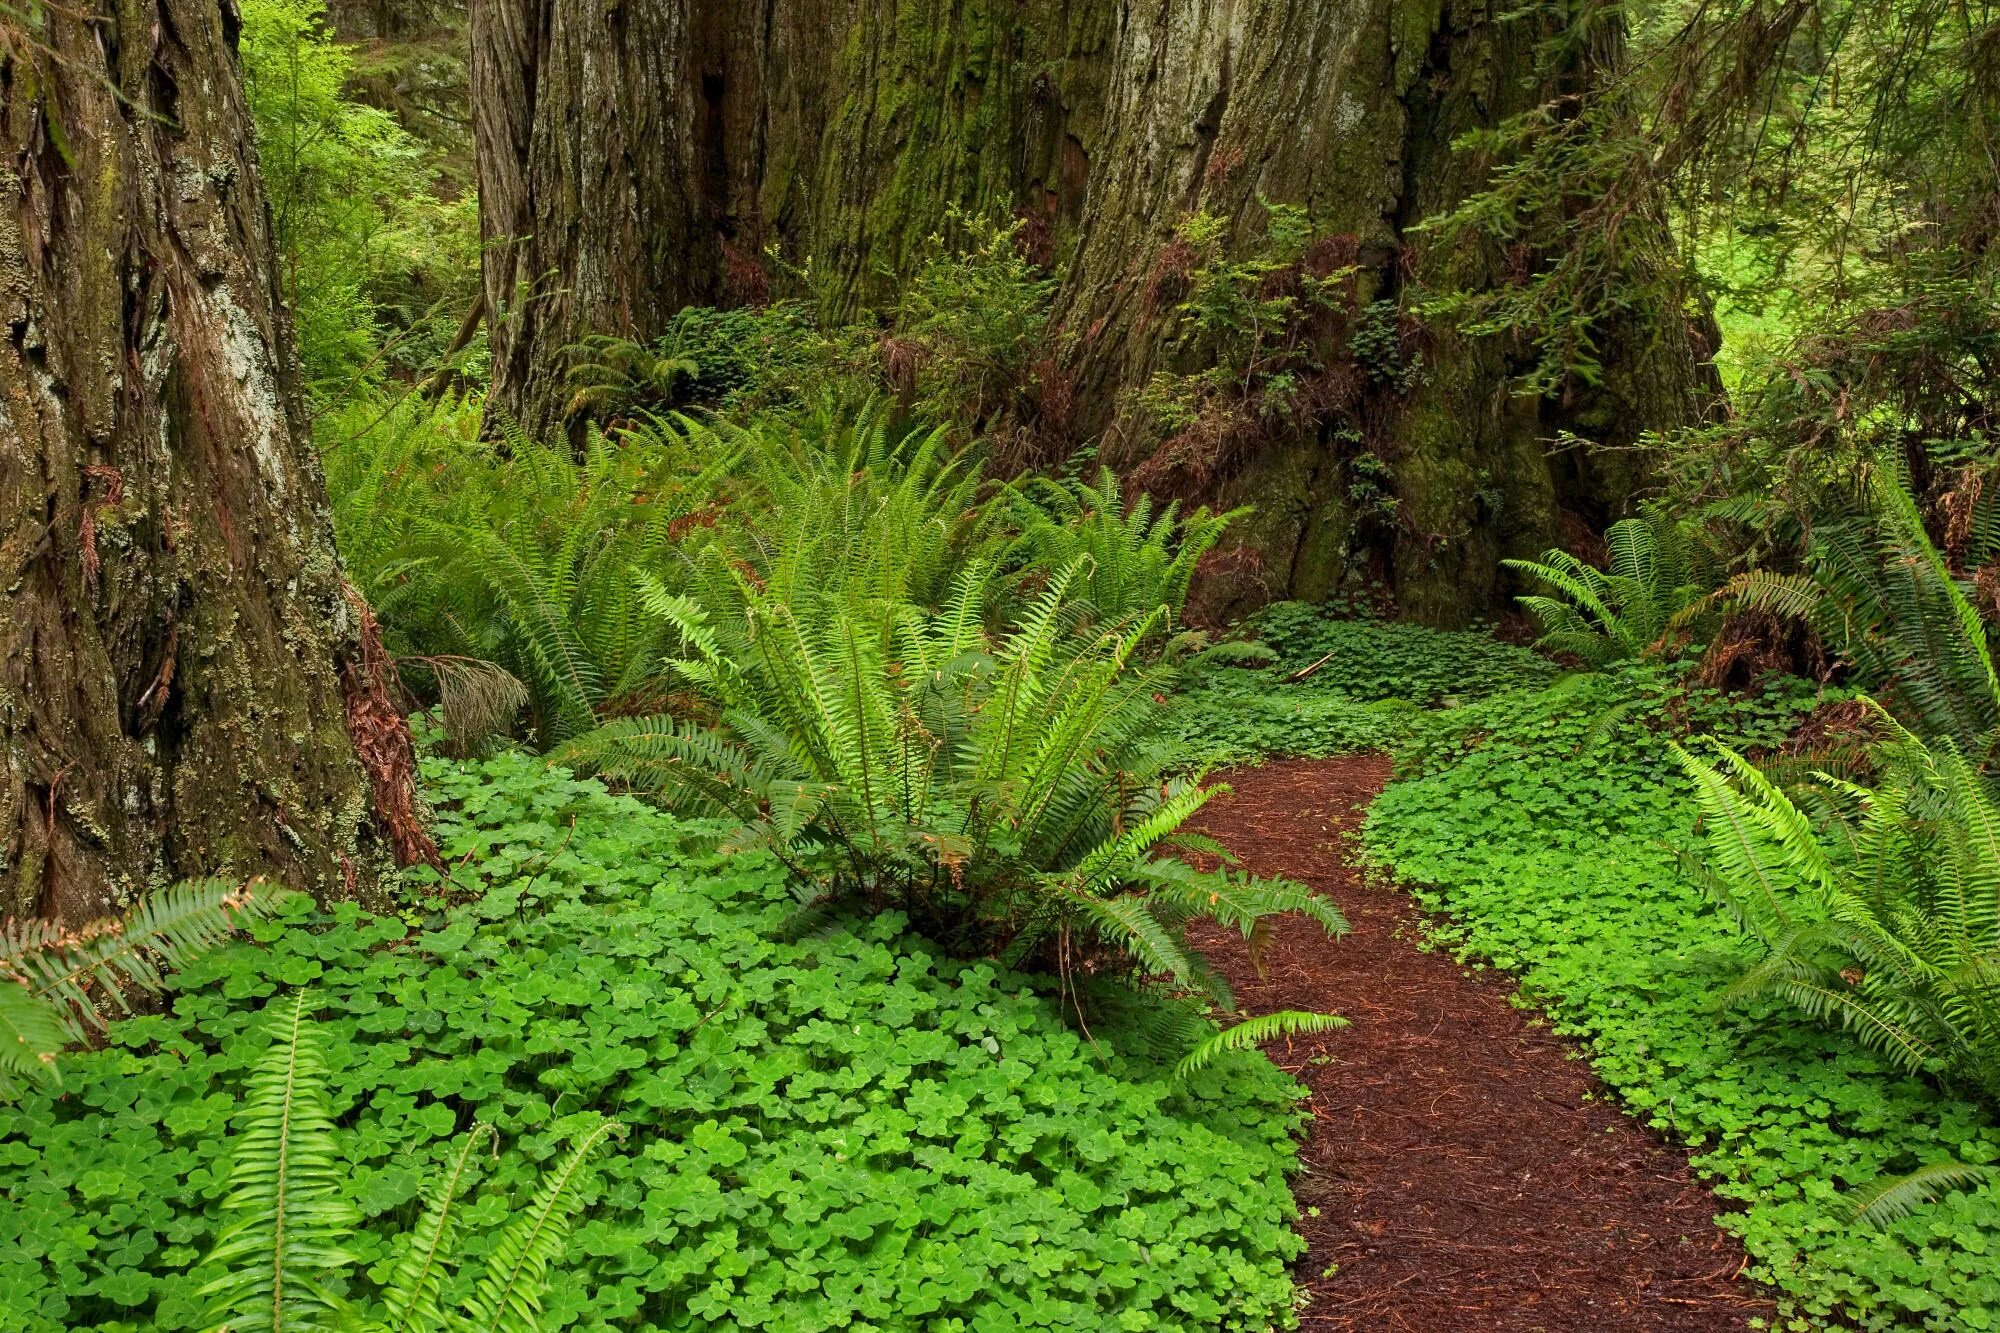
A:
1188;755;1773;1332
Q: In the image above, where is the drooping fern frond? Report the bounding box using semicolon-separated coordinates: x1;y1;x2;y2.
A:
0;877;294;1100
1172;1011;1349;1086
0;982;72;1102
563;334;699;421
1713;464;2000;765
1850;1159;1998;1229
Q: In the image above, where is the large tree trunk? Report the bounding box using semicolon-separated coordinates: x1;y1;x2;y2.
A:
473;1;1713;622
0;3;409;922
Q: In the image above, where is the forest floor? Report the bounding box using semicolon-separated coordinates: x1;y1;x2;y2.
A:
1188;756;1776;1332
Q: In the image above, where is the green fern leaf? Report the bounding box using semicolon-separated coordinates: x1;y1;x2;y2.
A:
1851;1160;1997;1228
1173;1011;1348;1085
459;1117;623;1333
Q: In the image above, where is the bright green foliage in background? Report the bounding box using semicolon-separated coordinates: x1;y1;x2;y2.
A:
241;0;481;396
0;750;1310;1333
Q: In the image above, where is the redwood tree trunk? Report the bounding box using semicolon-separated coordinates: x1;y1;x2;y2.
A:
0;3;395;921
473;0;1712;622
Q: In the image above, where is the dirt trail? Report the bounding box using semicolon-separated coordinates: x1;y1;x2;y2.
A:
1188;755;1773;1332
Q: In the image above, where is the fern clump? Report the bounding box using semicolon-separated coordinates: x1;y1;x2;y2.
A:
559;552;1345;1018
559;413;1343;1027
1505;510;1712;666
1005;465;1241;627
1675;716;2000;1107
326;399;734;746
0;878;291;1100
1721;465;1999;766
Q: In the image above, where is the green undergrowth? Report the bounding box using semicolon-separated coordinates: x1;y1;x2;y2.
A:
1364;661;2000;1331
1174;602;1559;763
0;751;1310;1332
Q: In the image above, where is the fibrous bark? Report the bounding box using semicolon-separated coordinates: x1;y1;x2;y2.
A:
474;0;1713;621
0;3;397;921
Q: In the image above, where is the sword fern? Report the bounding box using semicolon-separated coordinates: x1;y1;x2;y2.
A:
199;995;619;1333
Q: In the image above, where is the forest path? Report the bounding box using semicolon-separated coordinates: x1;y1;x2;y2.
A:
1187;756;1774;1332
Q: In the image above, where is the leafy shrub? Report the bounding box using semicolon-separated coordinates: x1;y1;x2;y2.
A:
240;0;477;394
327;399;729;744
0;879;290;1100
1725;468;1998;764
557;552;1344;1017
1365;659;2000;1330
892;214;1058;432
1128;200;1405;500
1138;203;1353;436
0;748;1313;1332
1006;467;1242;627
1675;715;2000;1106
1505;511;1711;666
200;993;616;1333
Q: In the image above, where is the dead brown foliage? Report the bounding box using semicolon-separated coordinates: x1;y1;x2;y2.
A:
1699;610;1830;691
341;586;442;871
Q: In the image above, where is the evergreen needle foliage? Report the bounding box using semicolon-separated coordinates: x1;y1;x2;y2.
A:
0;878;292;1100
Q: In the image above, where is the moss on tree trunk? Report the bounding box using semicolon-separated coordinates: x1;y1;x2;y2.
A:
0;2;394;922
473;0;1712;622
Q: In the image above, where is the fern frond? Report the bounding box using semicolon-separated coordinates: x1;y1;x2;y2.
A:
6;878;294;1040
1172;1011;1348;1085
1850;1159;1997;1228
0;982;70;1098
376;1123;497;1329
459;1117;623;1333
200;993;359;1333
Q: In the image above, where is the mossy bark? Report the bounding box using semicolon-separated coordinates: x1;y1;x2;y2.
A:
474;0;1711;621
0;2;386;922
